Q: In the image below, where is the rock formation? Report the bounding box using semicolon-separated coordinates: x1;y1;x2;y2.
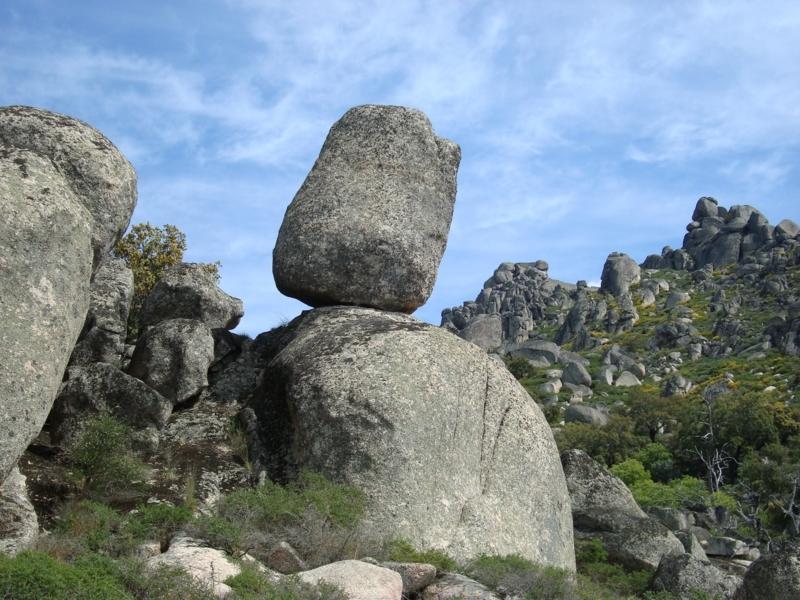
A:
272;104;461;313
257;105;575;568
138;262;243;330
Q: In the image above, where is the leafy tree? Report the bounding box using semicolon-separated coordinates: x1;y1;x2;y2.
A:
113;223;186;337
627;390;683;443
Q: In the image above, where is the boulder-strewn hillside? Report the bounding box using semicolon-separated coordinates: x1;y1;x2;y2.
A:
441;197;800;597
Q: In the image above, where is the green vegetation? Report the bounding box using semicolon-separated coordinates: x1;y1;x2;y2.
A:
113;222;220;339
385;538;458;572
224;563;347;600
189;469;371;567
68;415;148;499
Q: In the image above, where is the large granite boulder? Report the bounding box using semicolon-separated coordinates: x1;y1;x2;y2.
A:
128;318;214;405
735;546;800;600
651;553;740;599
0;149;93;481
69;256;134;367
139;262;243;330
272;105;461;313
561;450;683;570
50;362;172;447
600;253;640;297
0;106;136;271
254;306;575;568
0;467;38;555
458;314;503;352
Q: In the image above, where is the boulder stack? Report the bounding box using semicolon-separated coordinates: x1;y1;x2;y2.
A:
256;106;575;569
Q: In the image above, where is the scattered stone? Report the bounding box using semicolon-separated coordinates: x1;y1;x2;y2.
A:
614;371;641;387
704;536;748;558
139;263;244;330
562;361;592;387
565;404;608;426
128;318;214;405
381;561;437;595
647;507;695;531
273;105;460;313
666;291;691;309
675;531;709;562
594;365;616;386
509;340;561;367
298;560;403;600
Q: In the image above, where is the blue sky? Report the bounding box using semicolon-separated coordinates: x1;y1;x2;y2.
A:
2;1;799;334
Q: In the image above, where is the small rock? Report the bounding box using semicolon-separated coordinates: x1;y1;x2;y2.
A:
265;541;307;574
0;468;38;555
615;371;642;387
422;573;500;599
299;560;403;600
381;561;437;594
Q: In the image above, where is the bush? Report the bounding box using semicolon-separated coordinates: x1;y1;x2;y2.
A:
610;459;650;486
113;223;186;338
123;503;193;549
555;416;646;466
0;551;131;600
190;470;373;567
69;415;147;498
505;357;535;380
224;563;347;600
384;538;458;572
463;554;574;599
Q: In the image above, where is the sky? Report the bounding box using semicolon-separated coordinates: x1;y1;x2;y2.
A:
2;1;799;334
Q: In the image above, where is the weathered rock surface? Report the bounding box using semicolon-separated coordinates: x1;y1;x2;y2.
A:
422;573;500;599
273;105;460;313
562;450;683;570
0;106;137;270
139;262;243;330
381;561;437;595
458;314;503;352
0;148;93;482
651;553;740;600
565;404;609;426
69;256;134;367
254;306;575;568
298;560;403;600
128;318;214;405
51;362;172;447
600;252;641;297
147;535;254;598
734;546;800;600
0;467;38;555
264;541;307;574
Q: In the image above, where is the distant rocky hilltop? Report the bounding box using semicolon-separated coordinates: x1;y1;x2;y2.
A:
442;197;799;359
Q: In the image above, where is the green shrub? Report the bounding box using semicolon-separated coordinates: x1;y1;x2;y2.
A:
110;558;216;599
578;560;652;597
69;415;147;497
123;503;193;548
575;538;607;565
190;471;372;567
505;356;535;380
610;458;650;486
0;551;131;600
463;554;574;599
385;538;457;572
224;563;347;600
55;500;132;556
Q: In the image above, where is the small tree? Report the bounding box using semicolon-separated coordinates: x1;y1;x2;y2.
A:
113;223;186;337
